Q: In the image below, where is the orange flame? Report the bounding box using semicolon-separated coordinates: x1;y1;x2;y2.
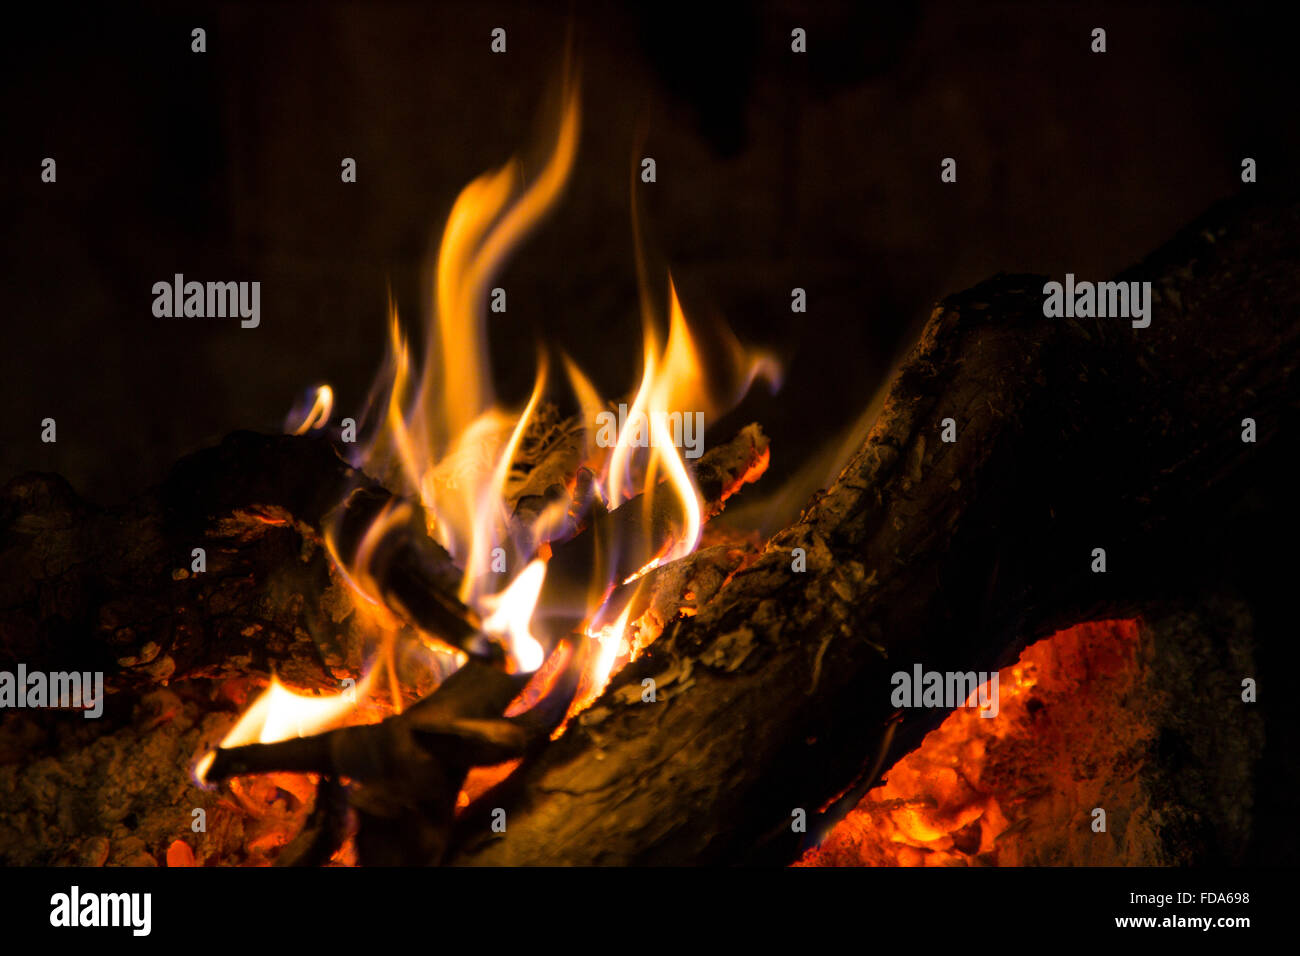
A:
479;557;549;674
196;670;379;787
578;602;635;711
335;76;581;671
287;384;333;434
218;68;778;800
335;72;773;682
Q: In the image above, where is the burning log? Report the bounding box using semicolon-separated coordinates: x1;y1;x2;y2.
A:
202;642;587;865
0;413;769;683
532;423;769;648
446;190;1299;865
505;402;589;537
0;432;474;693
1;192;1292;867
0;411;772;863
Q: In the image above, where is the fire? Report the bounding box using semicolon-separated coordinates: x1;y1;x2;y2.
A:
206;66;777;802
330;67;759;679
287;385;333;435
606;282;704;551
195;670;378;787
797;619;1142;867
479;558;549;673
335;74;584;663
579;602;635;711
218;672;374;748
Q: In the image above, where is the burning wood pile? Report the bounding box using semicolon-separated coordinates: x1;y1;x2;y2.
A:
0;70;1295;867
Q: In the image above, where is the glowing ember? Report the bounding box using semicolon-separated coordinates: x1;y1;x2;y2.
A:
797;619;1143;867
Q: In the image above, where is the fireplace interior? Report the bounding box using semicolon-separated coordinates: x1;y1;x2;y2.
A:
1;2;1297;869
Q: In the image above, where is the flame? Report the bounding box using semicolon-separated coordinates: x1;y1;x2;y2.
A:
195;669;380;787
212;67;780;811
600;280;710;578
325;68;729;677
286;384;334;434
479;557;548;673
332;73;580;672
644;282;704;560
330;71;771;681
221;672;375;747
579;601;634;710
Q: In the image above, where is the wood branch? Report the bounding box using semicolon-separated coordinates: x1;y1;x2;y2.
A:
204;643;587;865
447;190;1300;865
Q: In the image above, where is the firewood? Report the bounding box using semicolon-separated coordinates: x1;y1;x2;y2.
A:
0;431;477;691
446;190;1300;865
0;413;768;687
506;402;589;538
4;191;1292;867
204;642;587;865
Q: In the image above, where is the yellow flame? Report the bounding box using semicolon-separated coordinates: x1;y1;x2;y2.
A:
607;333;659;510
603;278;706;558
290;385;333;434
650;283;703;558
479;558;548;673
330;73;581;672
195;669;381;786
418;75;580;455
587;601;634;701
459;358;548;606
277;68;772;715
227;672;376;747
381;302;425;499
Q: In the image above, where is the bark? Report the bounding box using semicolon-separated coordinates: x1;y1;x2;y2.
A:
447;190;1300;865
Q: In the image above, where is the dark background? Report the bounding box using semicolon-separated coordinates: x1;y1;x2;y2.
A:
4;1;1294;509
2;1;1297;867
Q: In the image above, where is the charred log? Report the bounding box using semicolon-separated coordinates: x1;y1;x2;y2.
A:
447;190;1299;865
204;644;586;865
